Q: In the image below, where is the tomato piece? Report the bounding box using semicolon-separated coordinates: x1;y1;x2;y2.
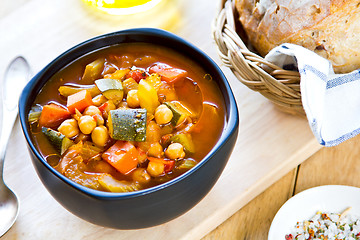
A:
126;69;147;83
98;102;109;115
164;160;175;173
149;63;187;83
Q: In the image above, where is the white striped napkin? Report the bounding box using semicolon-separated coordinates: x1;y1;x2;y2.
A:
265;43;360;147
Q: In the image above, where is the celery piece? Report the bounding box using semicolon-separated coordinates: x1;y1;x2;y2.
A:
98;174;140;192
82;58;105;82
178;159;197;170
58;84;101;97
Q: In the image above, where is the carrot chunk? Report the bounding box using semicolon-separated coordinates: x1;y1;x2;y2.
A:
39;103;71;128
67;90;93;114
102;141;139;175
149;63;187;83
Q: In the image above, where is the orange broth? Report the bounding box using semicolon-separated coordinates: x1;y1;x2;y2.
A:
29;43;225;192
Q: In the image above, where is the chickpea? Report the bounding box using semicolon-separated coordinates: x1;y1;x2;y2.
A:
78;115;97;134
58;119;79;138
91;125;109;147
127;90;140;108
83;105;101;116
147;161;165;177
147;142;163;158
155;104;173;125
132;168;151;184
92;94;107;107
94;161;113;174
165;143;185;159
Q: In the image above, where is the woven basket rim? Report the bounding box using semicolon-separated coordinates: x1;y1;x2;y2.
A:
212;0;305;116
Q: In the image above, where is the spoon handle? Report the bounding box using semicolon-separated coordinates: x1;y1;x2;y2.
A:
0;57;30;180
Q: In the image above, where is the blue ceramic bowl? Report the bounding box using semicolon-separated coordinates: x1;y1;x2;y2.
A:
19;28;239;229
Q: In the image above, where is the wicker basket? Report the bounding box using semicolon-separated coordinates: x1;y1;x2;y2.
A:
212;0;305;116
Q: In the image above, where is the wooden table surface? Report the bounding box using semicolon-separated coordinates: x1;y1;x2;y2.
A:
203;133;360;240
202;2;360;239
2;0;353;239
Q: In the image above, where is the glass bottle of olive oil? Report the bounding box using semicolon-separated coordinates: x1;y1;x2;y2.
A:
82;0;163;15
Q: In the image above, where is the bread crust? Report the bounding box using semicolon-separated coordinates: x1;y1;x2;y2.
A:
235;0;360;73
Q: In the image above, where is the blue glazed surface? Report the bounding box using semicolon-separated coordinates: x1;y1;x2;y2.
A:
19;28;239;229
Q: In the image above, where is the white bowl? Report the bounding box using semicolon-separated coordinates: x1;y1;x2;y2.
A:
268;185;360;240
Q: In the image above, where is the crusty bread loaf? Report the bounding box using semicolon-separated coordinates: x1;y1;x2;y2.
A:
235;0;360;73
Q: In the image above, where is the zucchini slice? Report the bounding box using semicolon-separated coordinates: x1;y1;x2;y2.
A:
95;79;124;100
41;127;74;155
164;101;190;126
108;108;147;142
170;133;195;154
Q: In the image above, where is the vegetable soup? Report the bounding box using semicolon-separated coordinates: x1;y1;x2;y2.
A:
28;43;225;192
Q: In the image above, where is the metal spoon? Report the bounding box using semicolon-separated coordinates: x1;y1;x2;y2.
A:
0;56;30;237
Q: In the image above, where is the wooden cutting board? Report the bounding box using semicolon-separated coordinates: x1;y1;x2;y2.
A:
0;0;321;239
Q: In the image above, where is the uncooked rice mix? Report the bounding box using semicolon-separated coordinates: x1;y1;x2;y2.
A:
285;210;360;240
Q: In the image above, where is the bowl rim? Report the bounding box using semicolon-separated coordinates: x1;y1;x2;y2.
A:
19;28;239;199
